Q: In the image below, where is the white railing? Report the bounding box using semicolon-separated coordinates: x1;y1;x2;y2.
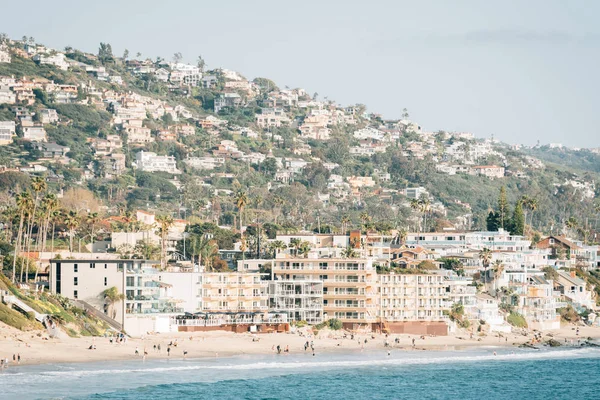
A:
172;317;288;326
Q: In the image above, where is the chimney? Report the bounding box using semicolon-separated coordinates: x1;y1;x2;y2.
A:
570;270;576;278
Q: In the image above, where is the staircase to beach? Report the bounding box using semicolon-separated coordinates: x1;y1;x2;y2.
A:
1;290;47;323
71;299;123;332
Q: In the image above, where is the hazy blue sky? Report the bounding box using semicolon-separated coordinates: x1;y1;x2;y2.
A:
3;1;599;147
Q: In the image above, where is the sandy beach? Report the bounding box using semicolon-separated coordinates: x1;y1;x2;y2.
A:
1;322;599;367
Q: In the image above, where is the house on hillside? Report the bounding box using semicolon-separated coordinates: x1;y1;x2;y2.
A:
22;125;47;142
0;44;11;63
536;236;583;262
33;52;69;70
33;142;70;158
40;108;59;124
135;151;180;174
214;93;242;113
472;165;505;179
555;270;596;309
0;121;16;145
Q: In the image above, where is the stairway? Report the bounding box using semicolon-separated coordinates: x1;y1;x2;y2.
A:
1;291;47;322
71;299;123;332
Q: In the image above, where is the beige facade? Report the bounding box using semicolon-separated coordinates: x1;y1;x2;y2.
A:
272;258;378;323
200;272;268;313
378;274;448;322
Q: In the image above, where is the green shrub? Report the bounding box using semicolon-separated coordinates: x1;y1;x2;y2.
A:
507;312;527;328
328;318;343;330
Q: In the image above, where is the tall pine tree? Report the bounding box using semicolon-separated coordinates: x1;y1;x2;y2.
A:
510;200;525;235
497;186;511;230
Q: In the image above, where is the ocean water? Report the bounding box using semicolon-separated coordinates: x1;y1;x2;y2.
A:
1;347;599;400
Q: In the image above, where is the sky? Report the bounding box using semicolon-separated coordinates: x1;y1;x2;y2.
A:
3;0;599;147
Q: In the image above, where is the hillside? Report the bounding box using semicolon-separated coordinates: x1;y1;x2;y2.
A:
0;36;598;246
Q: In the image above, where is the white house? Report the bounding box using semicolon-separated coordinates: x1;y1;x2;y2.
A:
22;125;47;142
135;151;181;174
0;121;16;145
33;52;69;70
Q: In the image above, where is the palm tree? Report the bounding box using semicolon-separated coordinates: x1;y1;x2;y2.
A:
492;260;504;295
398;228;408;245
155;214;174;270
565;217;578;238
25;178;46;273
418;197;431;233
342;246;358;258
199;240;218;271
102;286;125;320
298;241;311;258
273;196;285;224
234;190;249;233
289;237;302;256
13;192;31;283
64;211;80;254
39;193;58;253
479;248;493;285
86;212;100;254
410;199;421;232
269;240;287;257
341;215;351;234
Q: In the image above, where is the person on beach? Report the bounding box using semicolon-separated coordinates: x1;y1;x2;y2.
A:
17;354;20;363
167;347;171;356
158;344;161;352
184;351;188;359
135;347;139;356
277;345;281;354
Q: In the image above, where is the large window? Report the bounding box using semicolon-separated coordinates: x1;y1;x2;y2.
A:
74;277;78;286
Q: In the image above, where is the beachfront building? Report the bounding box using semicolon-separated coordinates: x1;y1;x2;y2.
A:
555;270;596;310
268;280;324;324
377;273;449;335
200;272;269;313
508;274;565;330
271;257;378;328
49;259;198;335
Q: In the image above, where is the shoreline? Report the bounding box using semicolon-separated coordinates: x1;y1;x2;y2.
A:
1;323;599;368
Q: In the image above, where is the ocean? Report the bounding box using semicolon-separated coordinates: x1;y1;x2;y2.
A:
1;347;599;400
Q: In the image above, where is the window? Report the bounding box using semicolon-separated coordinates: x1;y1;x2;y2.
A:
104;277;107;286
90;263;96;269
104;264;108;269
74;264;78;273
74;277;78;286
73;290;78;299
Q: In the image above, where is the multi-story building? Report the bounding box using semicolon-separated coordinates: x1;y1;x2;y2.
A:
269;280;324;324
200;272;268;313
378;273;448;334
271;257;378;327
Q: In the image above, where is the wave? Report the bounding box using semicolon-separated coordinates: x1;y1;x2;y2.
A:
15;347;600;379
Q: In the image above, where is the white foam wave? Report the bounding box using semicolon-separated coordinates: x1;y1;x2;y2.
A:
26;348;600;378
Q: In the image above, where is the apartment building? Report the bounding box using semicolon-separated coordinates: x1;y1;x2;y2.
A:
378;273;448;334
200;272;268;313
269;280;324;324
271;257;378;327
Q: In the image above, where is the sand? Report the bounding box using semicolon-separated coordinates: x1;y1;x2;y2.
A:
0;322;598;367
